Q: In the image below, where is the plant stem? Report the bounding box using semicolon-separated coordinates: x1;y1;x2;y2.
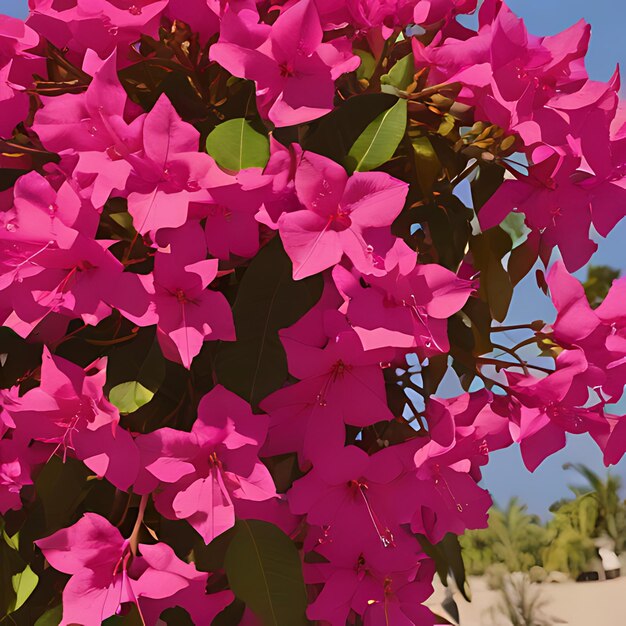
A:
491;323;539;333
490;342;530;376
129;494;149;556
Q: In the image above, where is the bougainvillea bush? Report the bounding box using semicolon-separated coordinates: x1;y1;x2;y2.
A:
1;0;626;623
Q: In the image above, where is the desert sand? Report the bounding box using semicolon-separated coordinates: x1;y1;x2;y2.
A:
427;575;626;625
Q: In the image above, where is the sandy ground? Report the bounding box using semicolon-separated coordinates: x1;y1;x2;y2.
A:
427;575;626;625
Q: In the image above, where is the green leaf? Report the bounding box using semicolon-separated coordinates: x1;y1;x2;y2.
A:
0;522;25;617
225;520;309;626
2;528;18;551
471;162;504;210
206;119;269;171
34;605;62;626
499;211;529;248
107;330;166;394
355;50;376;81
471;228;513;323
440;534;471;601
36;456;91;533
381;53;415;90
102;605;145;625
10;565;38;613
583;265;621;309
507;239;538;286
109;381;155;414
412;136;440;196
216;238;322;407
301;93;399;163
109;212;134;231
417;533;471;602
346;98;407;172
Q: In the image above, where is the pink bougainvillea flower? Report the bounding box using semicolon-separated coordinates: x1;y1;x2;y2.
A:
114;222;235;368
124;94;229;236
0;434;48;514
0;15;41;138
255;138;303;228
545;261;626;401
0;169;121;339
134;385;276;543
425;389;514;453
305;523;434;626
2;234;124;338
0;388;17;437
413;2;593;148
6;347;139;490
479;131;626;272
0;172;82;291
289;444;404;548
407;437;494;543
33;50;145;208
36;513;233;626
27;0;168;68
261;329;396;463
201;168;274;260
361;577;437;626
546;260;601;345
415;0;477;26
127;541;234;626
506;349;609;471
333;261;474;354
210;0;359;126
600;411;626;466
278;151;409;279
478;149;595;271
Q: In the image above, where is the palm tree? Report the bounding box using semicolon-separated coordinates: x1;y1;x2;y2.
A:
460;499;549;575
543;496;598;577
489;499;547;572
563;463;626;552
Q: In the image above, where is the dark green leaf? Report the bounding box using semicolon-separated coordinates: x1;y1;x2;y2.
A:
471;163;504;211
106;330;166;395
463;298;493;356
417;533;471;602
412;136;440;196
421;354;449;397
35;456;91;533
471;229;513;323
507;238;539;286
160;607;195;626
206;119;269;171
301;93;398;163
102;604;145;625
440;533;471;601
34;605;62;626
212;599;246;626
346;98;407;172
225;520;308;626
216;238;322;407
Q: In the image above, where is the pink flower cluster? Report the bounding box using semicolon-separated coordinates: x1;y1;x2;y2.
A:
0;0;625;624
415;0;626;271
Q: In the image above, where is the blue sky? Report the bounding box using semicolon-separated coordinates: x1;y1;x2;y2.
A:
2;1;26;18
3;0;626;514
